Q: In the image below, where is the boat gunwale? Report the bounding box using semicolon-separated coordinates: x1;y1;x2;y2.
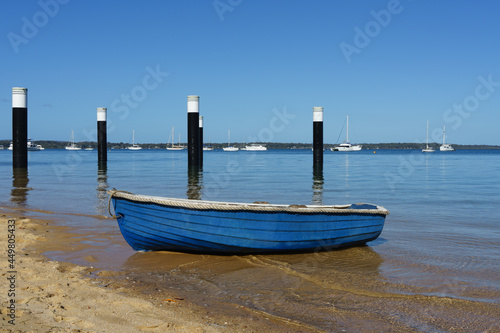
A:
108;190;390;216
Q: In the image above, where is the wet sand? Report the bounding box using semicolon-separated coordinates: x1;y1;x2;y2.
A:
0;211;306;332
1;208;499;332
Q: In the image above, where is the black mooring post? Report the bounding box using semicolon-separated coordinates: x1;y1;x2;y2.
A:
313;106;323;167
12;87;28;168
187;95;200;166
199;115;203;166
97;107;107;166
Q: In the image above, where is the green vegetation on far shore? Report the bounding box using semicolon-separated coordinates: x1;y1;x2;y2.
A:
1;140;499;150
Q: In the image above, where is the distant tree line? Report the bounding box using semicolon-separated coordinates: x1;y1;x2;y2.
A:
0;140;498;150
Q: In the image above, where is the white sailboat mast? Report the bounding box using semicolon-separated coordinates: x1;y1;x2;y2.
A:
346;115;349;142
426;121;429;148
442;125;446;145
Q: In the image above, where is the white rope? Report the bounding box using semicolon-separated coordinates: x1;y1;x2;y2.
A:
107;190;390;216
108;189;118;218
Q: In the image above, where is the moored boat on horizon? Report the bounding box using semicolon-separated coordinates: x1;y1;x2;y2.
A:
27;139;44;151
7;139;44;151
223;129;239;151
166;127;185;150
440;125;454;152
203;137;214;151
127;130;142;150
245;143;268;151
422;120;435;153
65;130;81;150
331;115;362;152
108;190;389;254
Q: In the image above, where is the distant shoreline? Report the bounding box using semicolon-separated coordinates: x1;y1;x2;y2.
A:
1;140;499;150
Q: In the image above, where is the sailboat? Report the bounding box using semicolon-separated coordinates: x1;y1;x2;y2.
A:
331;115;362;151
223;130;239;151
422;120;435;153
166;127;185;150
440;125;454;151
203;137;214;151
127;130;142;150
65;130;82;150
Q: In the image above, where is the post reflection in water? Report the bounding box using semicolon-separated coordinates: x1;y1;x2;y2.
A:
11;167;30;205
187;166;203;200
440;155;447;178
344;154;350;188
312;165;324;205
96;163;109;215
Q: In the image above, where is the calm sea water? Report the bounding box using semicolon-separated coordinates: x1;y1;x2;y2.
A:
1;148;499;331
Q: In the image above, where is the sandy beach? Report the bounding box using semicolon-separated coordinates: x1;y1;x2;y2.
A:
0;211;311;333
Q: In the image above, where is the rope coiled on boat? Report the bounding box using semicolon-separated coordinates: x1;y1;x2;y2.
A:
107;188;124;219
107;190;390;216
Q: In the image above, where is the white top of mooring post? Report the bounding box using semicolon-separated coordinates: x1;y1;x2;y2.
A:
199;115;203;127
187;95;199;113
12;87;27;108
97;107;107;121
313;106;323;122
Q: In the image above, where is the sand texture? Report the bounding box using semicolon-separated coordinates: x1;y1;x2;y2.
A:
0;214;305;333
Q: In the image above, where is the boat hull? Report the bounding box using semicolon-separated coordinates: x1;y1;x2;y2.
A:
245;145;268;151
332;145;362;152
440;145;454;151
331;142;362;151
110;192;388;254
245;148;267;151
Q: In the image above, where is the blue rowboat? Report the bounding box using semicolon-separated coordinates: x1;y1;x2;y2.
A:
108;190;389;254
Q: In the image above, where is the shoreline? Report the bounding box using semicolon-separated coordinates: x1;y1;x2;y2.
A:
0;210;311;332
1;141;499;150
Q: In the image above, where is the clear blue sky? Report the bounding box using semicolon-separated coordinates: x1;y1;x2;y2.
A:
1;0;499;145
